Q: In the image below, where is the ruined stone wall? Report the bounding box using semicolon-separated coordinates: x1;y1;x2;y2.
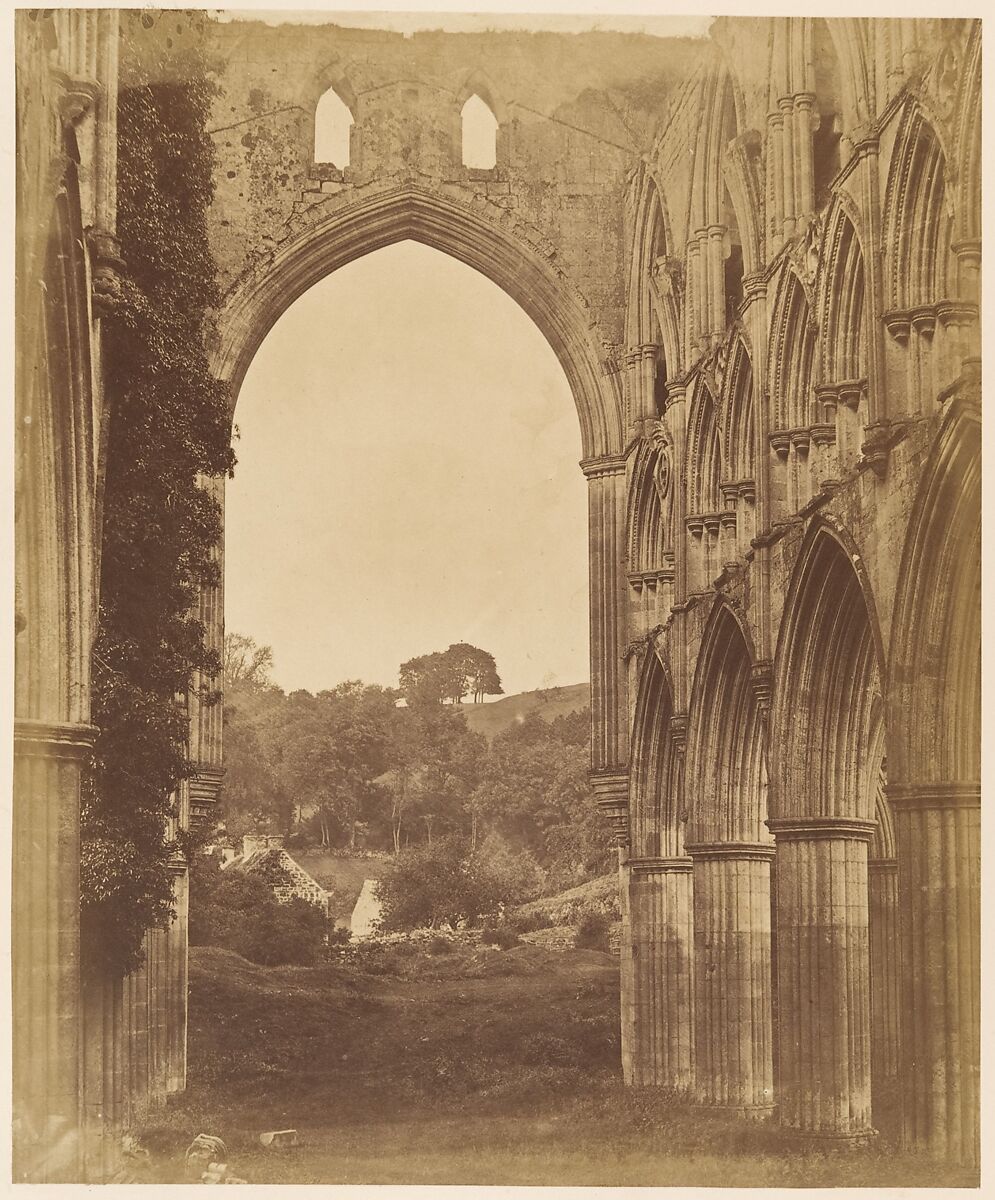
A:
620;15;980;1166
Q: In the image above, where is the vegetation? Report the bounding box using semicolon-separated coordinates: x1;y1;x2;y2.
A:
189;853;327;967
400;642;503;706
133;944;974;1188
83;42;234;976
220;634;609;896
375;835;544;931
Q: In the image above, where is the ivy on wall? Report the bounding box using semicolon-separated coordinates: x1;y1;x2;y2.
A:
82;43;235;977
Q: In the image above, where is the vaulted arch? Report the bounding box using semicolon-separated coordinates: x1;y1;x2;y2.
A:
626;169;681;401
214;186;623;460
888;398;980;788
772;525;882;822
686;602;767;845
721;332;755;484
884;105;951;312
820;203;867;385
685;380;722;516
626;434;672;573
628;649;680;857
768;268;816;430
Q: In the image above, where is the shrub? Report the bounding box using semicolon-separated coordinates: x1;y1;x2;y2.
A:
426;934;455;956
479;926;520;950
377;836;530;932
189;852;327;966
574;909;610;951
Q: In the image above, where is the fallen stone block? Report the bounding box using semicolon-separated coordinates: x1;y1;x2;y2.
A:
259;1129;299;1148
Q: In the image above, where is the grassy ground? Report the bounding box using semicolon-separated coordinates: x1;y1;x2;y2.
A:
136;944;977;1187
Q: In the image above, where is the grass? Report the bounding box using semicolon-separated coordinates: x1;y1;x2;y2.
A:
134;944;978;1187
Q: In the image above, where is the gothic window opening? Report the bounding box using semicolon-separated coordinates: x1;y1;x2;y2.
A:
812;20;842;208
461;93;498;169
722;184;745;325
314;85;353;166
653;347;668;416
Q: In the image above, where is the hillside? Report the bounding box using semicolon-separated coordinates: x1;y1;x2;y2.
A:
459;681;590;741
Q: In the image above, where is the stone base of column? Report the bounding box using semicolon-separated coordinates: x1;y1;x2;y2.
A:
769;818;875;1141
621;857;694;1090
687;842;775;1117
12;719;96;1183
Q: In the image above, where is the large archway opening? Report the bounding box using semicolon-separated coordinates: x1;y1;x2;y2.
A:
213;232;609;936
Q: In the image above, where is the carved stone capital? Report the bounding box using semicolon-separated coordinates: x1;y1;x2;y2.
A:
14;719;98;760
590;768;630;846
87;228;125;318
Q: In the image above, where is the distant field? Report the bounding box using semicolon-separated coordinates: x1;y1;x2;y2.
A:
135;944;976;1188
459;681;589;741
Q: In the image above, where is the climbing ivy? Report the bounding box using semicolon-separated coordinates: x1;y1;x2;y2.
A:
82;44;235;977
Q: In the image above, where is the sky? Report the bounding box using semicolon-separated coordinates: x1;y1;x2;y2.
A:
213;9;715;37
224;241;590;698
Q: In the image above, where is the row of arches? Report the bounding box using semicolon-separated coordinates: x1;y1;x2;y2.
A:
622;399;980;1157
314;82;499;169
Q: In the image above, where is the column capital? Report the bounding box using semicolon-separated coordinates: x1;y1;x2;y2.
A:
580;454;627;479
885;782;980;811
767;816;877;842
668;713;688;749
750;659;774;718
685;840;775;862
591;768;630;847
14;719;98;760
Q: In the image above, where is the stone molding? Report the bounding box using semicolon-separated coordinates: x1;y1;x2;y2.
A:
767;816;877;842
580;454;627;479
886;781;980;811
684;840;775;861
14;719;98;760
627;855;692;874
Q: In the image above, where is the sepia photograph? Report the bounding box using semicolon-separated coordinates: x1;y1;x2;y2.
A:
11;3;982;1187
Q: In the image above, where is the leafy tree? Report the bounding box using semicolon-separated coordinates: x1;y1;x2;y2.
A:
398;643;503;706
376;835;540;931
279;683;397;848
83;46;235;976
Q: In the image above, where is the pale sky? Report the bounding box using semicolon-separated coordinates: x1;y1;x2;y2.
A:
225;241;590;697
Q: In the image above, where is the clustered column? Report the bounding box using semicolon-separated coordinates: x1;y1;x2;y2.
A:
768;817;876;1140
687;842;775;1116
891;784;980;1166
621;857;694;1089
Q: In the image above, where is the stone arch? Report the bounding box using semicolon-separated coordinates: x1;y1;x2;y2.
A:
685;378;722;516
771;522;883;823
626;167;681;409
883;103;952;312
953;25;981;247
768;521;883;1138
685;598;774;1113
819;200;867;384
886;392;980;1164
214;185;622;460
628;647;681;857
455;68;507;124
686;600;767;845
888;398;980;787
621;644;694;1091
768;266;816;432
626;435;672;573
313;81;355;167
720;331;754;485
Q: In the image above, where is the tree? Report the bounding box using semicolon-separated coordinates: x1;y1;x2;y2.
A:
223;631;274;690
279;683;397;848
398;643;503;706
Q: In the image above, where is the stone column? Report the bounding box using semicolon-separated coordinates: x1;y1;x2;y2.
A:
768;817;876;1140
582;455;629;773
891;783;979;1166
868;858;900;1107
621;858;694;1089
12;720;96;1182
687;842;775;1117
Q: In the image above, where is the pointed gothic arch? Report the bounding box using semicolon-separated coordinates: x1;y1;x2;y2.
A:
685;379;722;516
768;267;816;430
